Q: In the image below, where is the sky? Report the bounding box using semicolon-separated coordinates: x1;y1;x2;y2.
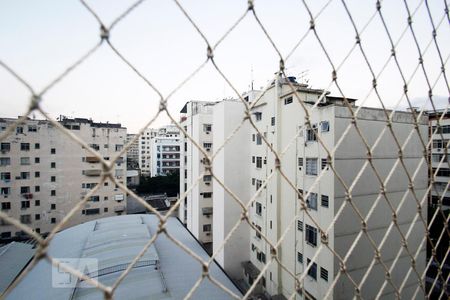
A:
0;0;448;133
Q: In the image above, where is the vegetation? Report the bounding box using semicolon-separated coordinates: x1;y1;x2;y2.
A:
136;172;179;197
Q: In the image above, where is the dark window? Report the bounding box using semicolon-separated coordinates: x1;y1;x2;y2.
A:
51;190;56;196
35;143;40;149
256;157;262;168
35;200;40;206
35;172;40;178
35;214;40;220
1;202;11;210
51;218;56;224
21;201;30;209
271;117;275;126
284;96;293;105
203;192;212;198
307;259;317;280
51;148;56;154
51;204;56;210
256;202;262;216
35;157;40;163
306;224;318;246
51;176;56;182
297;252;303;263
307;192;318;210
20;143;30;151
51;162;56;168
34;186;40;192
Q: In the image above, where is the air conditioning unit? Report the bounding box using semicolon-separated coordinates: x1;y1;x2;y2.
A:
205;182;210;186
206;132;210;135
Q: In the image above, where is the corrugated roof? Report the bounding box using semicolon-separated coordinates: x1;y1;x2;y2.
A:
0;242;34;294
8;215;241;299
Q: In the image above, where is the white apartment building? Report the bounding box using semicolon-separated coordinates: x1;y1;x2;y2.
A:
242;75;428;299
138;128;158;175
126;133;139;166
150;124;181;177
426;109;449;297
179;101;215;251
0;117;127;240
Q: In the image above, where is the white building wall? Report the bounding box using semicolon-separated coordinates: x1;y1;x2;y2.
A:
213;100;251;280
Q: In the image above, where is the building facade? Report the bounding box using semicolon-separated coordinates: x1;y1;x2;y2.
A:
0;117;127;240
150;124;181;177
138;128;158;176
125;133;139;168
242;75;428;299
179;101;215;251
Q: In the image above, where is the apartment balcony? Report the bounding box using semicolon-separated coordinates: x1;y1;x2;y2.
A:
114;205;125;212
85;156;100;163
84;169;102;176
21;193;33;199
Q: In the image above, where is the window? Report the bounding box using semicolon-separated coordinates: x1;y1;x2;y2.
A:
0;143;10;152
50;148;56;154
28;125;37;132
35;200;40;206
0;172;11;182
256;180;262;191
51;218;56;223
21;201;30;209
307;193;318;210
104;144;108;149
305;158;318;175
35;143;40;149
1;232;11;238
321;158;328;170
284;96;293;105
115;144;123;151
34;186;40;192
298;158;303;170
203;124;212;133
433;168;450;177
85;208;100;215
20;186;30;194
255;225;262;239
297;220;303;231
35;157;40;163
256;134;262;145
0;157;11;166
252;178;255;185
432;154;448;163
20;172;30;180
433;139;449;149
256;202;262;216
89;196;100;202
297;252;303;263
35;214;40;220
20;143;30;151
51;190;56;196
51;204;56;210
16;127;23;134
271;117;275;126
252;156;255;163
321;195;329;207
256;251;266;263
51;176;56;182
20;215;31;224
104;207;109;212
1;202;11;210
306;125;317;142
305;224;318;246
203;143;212;151
307;259;317;280
20;157;30;165
254;112;262;121
320;267;329;281
51;162;56;168
203;192;212;198
321;121;330;132
203;175;212;182
256;157;262;168
35;171;40;178
1;187;10;195
203;224;211;232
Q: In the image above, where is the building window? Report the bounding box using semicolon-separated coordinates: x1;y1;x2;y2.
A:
305;224;318;246
20;172;30;179
28;125;37;132
35;157;40;163
284;96;293;105
255;225;262;239
203;192;212;198
51;162;56;168
20;215;31;224
256;251;266;263
305;158;318;175
35;214;40;220
203;175;212;182
321;121;330;132
254;112;262;121
21;201;30;209
20;143;30;151
306;124;317;142
104;207;108;212
203;224;211;232
320;267;329;281
1;187;10;195
256;180;262;191
0;157;11;166
16;127;23;134
51;218;56;224
35;186;40;192
321;158;328;170
0;143;10;152
321;195;329;207
307;192;318;210
85;208;100;215
203;124;212;133
51;176;56;182
115;144;123;151
256;202;262;216
35;171;40;178
271;117;275;126
20;186;30;194
256;157;262;168
51;148;56;154
50;203;56;210
89;196;100;202
252;156;255;164
20;157;30;165
297;220;303;231
51;190;56;196
0;172;11;182
35;200;40;206
298;157;303;169
307;259;317;280
1;232;11;238
252;134;255;142
297;252;303;263
203;143;212;151
256;134;262;145
252;178;255;186
1;202;11;210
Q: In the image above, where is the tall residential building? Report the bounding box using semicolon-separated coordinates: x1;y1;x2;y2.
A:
150;124;181;177
179;101;215;252
126;133;139;168
242;75;428;299
0;117;127;241
138;128;158;175
426;109;449;298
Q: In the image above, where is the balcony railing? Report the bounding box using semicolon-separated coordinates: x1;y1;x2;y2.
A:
84;169;102;176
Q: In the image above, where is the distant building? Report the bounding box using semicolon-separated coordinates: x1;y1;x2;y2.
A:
150;125;181;177
125;133;139;168
426;108;449;297
0;116;127;241
7;215;242;299
138;128;158;175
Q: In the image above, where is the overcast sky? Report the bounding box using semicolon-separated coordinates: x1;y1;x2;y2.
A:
0;0;448;133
